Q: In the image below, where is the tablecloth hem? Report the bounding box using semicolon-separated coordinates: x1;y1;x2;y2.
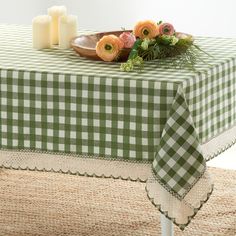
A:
145;183;214;230
0;148;152;164
0;149;152;182
201;123;236;161
145;170;214;230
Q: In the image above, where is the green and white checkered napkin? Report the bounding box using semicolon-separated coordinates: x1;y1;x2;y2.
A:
0;25;236;229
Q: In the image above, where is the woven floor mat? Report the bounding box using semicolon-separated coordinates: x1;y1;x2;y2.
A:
0;167;235;236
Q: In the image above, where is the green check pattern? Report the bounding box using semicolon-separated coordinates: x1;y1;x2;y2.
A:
0;25;236;199
0;70;177;161
153;86;205;197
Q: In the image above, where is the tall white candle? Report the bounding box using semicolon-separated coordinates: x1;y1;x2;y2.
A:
48;6;67;45
32;15;51;49
59;15;78;49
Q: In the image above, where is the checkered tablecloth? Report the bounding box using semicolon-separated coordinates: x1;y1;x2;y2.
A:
0;25;236;229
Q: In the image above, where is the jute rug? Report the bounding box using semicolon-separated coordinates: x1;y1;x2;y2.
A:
0;167;235;236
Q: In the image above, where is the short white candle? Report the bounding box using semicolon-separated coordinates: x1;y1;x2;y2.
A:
32;15;51;49
59;15;78;49
48;6;67;45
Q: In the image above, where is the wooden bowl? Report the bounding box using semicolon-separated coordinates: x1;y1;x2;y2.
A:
71;31;193;62
71;30;132;61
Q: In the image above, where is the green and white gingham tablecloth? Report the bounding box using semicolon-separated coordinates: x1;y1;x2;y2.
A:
0;25;236;229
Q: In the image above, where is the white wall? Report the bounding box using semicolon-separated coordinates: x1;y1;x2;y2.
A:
53;0;236;37
0;0;236;37
0;0;46;24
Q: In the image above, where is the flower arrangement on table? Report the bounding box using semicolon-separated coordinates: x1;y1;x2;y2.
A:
95;20;207;72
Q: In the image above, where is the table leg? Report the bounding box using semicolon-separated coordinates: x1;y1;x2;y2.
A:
161;214;174;236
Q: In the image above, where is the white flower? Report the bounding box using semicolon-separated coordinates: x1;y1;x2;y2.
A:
141;39;151;50
170;36;179;46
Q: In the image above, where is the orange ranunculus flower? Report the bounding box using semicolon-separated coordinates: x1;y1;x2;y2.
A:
133;20;159;39
96;35;124;62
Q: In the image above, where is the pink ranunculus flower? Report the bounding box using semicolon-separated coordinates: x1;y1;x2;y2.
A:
159;23;175;36
119;32;136;48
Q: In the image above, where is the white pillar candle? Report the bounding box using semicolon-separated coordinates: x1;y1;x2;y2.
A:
59;15;78;49
48;6;67;45
32;15;51;49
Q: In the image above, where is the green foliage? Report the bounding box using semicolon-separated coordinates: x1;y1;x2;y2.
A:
138;36;194;61
128;39;142;60
121;34;211;72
